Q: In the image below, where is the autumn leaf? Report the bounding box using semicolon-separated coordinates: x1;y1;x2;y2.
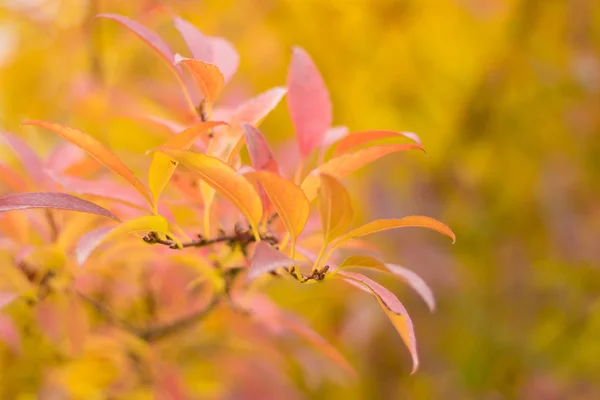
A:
334;130;422;155
0;315;21;355
338;255;435;311
301;143;424;201
337;270;419;374
1;132;45;185
249;242;297;281
246;171;309;245
22;120;152;207
47;171;148;211
231;87;287;126
173;16;240;83
318;174;354;244
242;124;279;173
148;121;226;211
175;54;224;107
0;162;28;192
96;13;195;112
0;192;119;221
173;16;213;61
331;216;455;253
287;47;332;158
155;148;263;237
75;215;171;265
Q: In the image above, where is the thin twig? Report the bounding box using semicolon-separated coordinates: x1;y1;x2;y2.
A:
138;298;220;342
78;292;140;335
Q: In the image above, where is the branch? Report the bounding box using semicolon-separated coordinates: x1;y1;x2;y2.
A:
78;292;140;335
143;228;278;249
137;298;220;342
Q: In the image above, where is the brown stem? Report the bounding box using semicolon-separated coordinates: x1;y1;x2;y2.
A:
143;229;278;249
138;298;220;342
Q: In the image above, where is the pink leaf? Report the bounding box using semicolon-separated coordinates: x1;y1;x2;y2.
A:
210;37;240;84
47;171;148;210
0;314;21;354
386;264;436;312
97;14;182;75
174;16;239;83
338;270;419;373
1;132;45;185
75;226;114;266
0;293;18;310
287;47;332;158
242;124;279;173
0;162;28;192
173;16;213;62
249;242;297;281
45;142;86;173
232;87;287;126
323;126;349;148
0;192;119;221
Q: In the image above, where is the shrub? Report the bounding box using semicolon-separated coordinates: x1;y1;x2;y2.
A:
0;13;454;398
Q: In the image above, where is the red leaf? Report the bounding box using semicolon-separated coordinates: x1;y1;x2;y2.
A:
334;130;422;155
242;124;279;173
1;132;45;185
0;314;21;354
0;192;119;221
249;242;297;281
287;47;332;158
338;270;419;374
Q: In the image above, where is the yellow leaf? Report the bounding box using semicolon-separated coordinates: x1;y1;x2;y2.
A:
318;174;354;244
247;171;309;242
155;148;263;237
176;54;224;108
22;120;152;208
301;143;424;201
148;121;226;212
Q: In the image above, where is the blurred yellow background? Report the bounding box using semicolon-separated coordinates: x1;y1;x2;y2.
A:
1;0;600;398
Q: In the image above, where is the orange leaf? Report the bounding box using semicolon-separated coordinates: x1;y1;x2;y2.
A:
155;148;263;236
318;174;354;244
337;270;419;373
247;171;309;242
301;144;424;201
334;130;422;155
175;54;224;107
330;216;455;255
22;120;152;207
148;121;226;211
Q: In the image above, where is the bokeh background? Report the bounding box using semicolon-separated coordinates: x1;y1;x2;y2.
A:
1;0;600;398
